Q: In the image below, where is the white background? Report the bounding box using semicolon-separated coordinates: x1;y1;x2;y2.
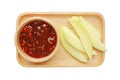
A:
0;0;119;80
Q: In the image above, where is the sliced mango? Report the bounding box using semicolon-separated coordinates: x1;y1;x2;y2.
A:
69;16;93;59
78;16;106;51
59;27;88;62
61;26;84;52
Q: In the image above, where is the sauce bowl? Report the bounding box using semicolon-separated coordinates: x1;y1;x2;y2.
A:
15;17;59;63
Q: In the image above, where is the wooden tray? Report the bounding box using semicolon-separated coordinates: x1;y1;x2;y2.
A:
16;12;105;67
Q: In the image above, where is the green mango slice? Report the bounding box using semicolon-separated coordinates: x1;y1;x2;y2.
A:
61;26;84;52
59;27;88;62
69;16;93;59
78;16;106;51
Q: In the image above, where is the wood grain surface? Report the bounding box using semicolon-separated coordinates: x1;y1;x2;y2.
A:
16;12;105;67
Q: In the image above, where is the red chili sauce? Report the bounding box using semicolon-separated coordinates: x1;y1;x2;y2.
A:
19;20;57;58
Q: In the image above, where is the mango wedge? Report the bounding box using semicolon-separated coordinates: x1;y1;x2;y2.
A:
61;26;84;52
78;16;106;51
69;17;93;59
59;27;88;62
